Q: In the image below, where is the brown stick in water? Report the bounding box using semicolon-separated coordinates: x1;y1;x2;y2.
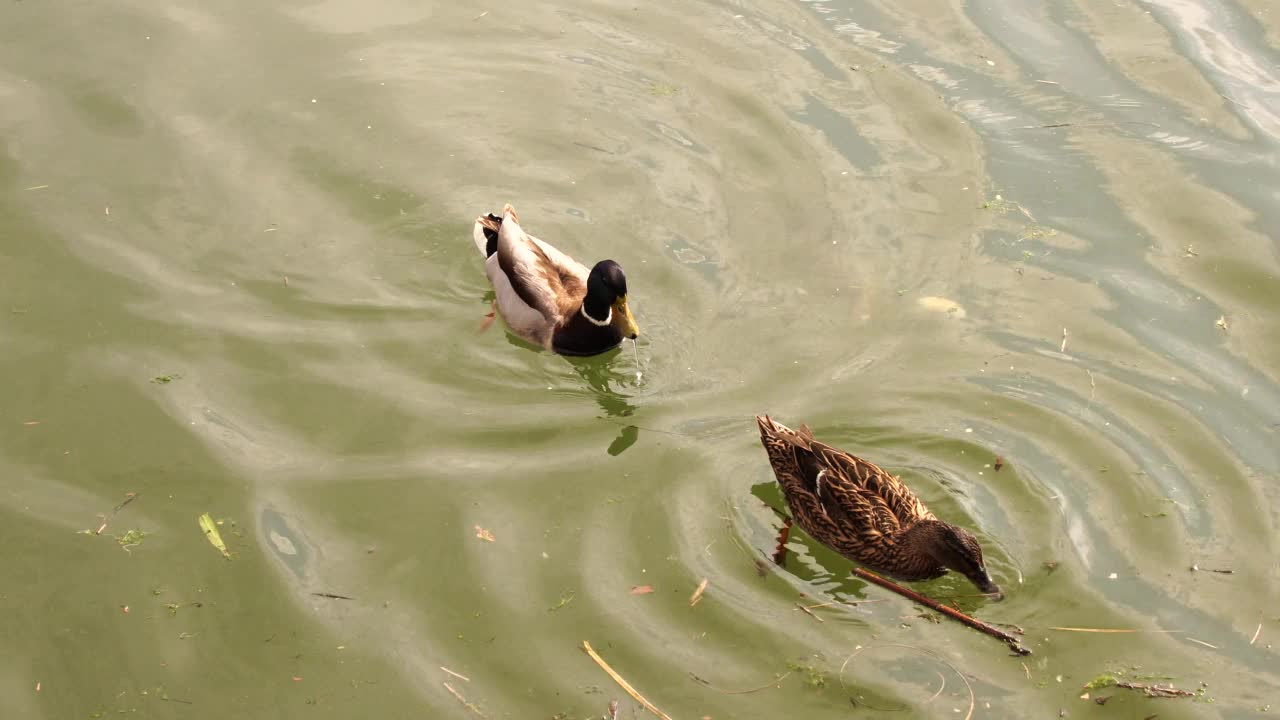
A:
582;641;673;720
851;568;1031;655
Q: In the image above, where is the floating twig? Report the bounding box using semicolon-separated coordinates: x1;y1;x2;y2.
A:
1060;328;1068;353
1114;680;1195;698
581;641;672;720
1186;637;1218;649
310;592;354;600
95;492;138;535
1219;93;1250;109
795;602;824;623
441;666;470;682
443;681;486;717
1250;623;1262;646
851;568;1030;655
697;670;792;695
689;578;708;607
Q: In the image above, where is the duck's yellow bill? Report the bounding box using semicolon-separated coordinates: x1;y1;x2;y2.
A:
613;295;639;339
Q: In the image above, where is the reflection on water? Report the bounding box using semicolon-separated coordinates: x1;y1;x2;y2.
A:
565;351;640;418
2;0;1279;717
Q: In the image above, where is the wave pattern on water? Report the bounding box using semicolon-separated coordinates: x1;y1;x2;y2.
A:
1;0;1278;717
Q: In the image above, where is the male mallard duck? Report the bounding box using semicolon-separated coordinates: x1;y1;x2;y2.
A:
756;415;1001;598
472;204;639;356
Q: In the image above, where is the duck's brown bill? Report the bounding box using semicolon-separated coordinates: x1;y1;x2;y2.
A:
974;570;1003;601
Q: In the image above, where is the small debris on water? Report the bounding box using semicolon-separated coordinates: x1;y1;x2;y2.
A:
116;529;147;552
474;526;496;542
917;296;966;318
689;578;709;606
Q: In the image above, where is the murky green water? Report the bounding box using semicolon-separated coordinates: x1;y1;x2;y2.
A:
4;0;1279;718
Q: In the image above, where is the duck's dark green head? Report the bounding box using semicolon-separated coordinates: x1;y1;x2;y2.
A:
585;260;638;339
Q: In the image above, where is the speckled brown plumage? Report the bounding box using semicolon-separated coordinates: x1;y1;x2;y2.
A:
756;415;1001;597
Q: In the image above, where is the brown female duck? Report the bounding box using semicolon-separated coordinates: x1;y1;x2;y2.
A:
473;204;639;356
756;415;1001;598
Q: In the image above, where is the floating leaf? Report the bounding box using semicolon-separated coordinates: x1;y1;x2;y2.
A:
198;513;231;559
630;585;654;595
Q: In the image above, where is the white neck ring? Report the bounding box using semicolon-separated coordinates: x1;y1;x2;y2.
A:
580;304;612;327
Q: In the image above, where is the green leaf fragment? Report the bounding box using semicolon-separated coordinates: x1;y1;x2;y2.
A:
199;513;231;559
1083;673;1119;690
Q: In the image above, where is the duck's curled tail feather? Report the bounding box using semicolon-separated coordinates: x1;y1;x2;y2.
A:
473;213;502;257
